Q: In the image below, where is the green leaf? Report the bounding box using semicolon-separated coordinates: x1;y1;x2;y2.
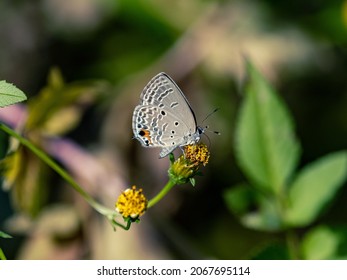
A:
235;60;300;194
189;177;196;186
224;184;257;219
0;248;7;260
1;144;50;217
0;80;27;107
224;184;283;231
250;242;290;260
26;67;107;135
0;231;12;238
301;225;347;259
285;151;347;227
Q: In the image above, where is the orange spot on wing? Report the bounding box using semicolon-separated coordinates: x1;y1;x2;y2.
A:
140;129;152;145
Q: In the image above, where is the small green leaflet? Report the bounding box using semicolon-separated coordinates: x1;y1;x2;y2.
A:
0;231;12;238
0;80;27;107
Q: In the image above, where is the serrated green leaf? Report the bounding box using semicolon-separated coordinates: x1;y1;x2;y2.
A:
301;225;347;259
0;80;27;107
235;60;300;194
285;151;347;227
0;231;12;238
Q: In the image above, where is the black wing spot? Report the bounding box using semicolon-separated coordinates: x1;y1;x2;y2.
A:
174;121;179;126
170;102;179;108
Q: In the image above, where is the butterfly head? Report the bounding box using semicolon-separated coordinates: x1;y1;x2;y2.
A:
197;126;205;135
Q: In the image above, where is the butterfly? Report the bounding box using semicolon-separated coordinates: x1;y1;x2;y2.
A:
132;72;203;158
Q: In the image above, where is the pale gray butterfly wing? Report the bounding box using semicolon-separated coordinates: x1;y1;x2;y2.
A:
132;72;201;158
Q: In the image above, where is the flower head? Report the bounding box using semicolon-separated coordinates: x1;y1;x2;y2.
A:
168;143;210;185
115;186;147;220
184;143;210;166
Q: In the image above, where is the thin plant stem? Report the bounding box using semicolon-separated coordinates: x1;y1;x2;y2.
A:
276;189;300;259
286;229;300;260
147;180;176;208
114;219;132;231
0;123;118;221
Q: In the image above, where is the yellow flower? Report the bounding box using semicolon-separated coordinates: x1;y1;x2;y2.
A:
115;186;147;219
184;143;210;166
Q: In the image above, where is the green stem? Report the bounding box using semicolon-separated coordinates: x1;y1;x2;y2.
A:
147;180;176;208
286;229;300;260
0;247;7;260
275;189;300;259
114;219;132;231
0;123;117;220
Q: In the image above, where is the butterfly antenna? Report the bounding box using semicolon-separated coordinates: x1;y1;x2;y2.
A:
203;125;221;136
201;108;219;124
201;108;221;135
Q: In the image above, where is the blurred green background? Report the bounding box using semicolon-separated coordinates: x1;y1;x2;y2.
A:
0;0;347;259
